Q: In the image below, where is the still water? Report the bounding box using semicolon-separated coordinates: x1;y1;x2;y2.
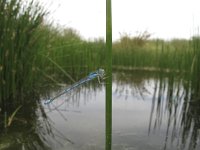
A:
1;71;200;150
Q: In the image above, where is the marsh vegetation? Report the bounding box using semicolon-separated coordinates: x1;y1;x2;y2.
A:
0;0;200;150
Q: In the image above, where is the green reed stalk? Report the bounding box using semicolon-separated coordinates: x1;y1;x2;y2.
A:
106;0;112;149
0;0;46;124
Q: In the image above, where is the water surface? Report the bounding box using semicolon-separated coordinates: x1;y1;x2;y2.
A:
40;71;200;150
1;71;200;150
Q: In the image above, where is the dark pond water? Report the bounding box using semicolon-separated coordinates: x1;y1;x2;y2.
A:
0;71;200;150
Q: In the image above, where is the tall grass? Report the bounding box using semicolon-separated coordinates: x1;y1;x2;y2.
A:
0;0;197;108
112;33;195;72
0;0;46;127
36;28;199;79
36;26;106;82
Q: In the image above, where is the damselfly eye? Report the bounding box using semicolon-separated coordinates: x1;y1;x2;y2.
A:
98;69;105;77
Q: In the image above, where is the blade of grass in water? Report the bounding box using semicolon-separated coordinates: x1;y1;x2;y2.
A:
7;105;22;127
106;0;112;149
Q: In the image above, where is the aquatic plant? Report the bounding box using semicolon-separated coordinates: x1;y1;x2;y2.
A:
0;0;46;127
106;0;112;149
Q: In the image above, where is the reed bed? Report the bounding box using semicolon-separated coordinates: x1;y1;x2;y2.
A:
37;28;199;77
0;0;46;127
37;26;106;82
112;34;195;73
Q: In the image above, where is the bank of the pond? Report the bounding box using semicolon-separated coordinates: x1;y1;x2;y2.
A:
113;65;187;73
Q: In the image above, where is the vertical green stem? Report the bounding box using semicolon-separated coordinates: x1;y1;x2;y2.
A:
4;112;7;129
106;0;112;150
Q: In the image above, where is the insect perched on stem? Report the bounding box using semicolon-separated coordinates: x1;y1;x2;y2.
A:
44;69;106;104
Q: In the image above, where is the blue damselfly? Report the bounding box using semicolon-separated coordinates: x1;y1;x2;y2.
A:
44;69;105;104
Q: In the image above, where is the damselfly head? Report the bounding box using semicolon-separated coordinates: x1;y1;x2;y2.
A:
98;68;105;78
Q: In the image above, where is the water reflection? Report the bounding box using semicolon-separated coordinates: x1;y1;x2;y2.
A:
114;70;200;150
148;72;200;150
41;84;105;150
1;70;200;150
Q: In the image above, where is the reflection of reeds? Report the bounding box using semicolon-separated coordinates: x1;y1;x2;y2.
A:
113;71;153;100
148;37;200;150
